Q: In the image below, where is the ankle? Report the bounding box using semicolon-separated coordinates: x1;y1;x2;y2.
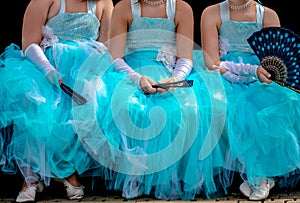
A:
63;180;84;200
65;174;81;187
20;181;38;191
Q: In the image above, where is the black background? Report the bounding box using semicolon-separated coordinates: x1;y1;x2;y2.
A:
0;0;298;198
0;0;298;52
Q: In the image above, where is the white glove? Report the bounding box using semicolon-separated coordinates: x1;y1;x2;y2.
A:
222;71;256;84
24;43;56;75
220;61;258;79
172;58;193;82
113;58;141;85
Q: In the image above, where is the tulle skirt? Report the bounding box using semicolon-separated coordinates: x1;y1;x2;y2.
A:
77;48;230;200
0;42;110;185
221;51;300;188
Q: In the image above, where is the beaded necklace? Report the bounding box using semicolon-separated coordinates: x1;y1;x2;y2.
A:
227;0;253;10
142;0;166;6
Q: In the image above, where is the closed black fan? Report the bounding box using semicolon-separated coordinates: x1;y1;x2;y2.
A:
60;83;87;105
247;27;300;93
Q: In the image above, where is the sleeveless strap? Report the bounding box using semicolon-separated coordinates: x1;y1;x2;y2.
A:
59;0;65;13
255;2;264;24
59;0;96;14
166;0;176;20
130;0;141;18
87;0;97;14
220;0;229;21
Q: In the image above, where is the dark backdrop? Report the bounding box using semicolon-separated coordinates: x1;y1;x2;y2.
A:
0;0;298;52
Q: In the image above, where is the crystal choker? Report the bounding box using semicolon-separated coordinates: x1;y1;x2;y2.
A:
227;0;253;10
142;0;166;6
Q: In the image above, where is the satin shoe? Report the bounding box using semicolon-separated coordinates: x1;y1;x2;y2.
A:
249;178;275;200
239;181;252;198
16;182;44;203
62;179;85;200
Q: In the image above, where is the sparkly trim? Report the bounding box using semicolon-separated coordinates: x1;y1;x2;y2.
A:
142;0;166;6
40;26;58;51
227;0;253;10
219;36;229;57
156;45;176;73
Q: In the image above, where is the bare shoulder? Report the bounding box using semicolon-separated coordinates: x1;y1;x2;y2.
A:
112;0;131;20
25;0;58;18
263;6;280;27
175;0;193;24
201;3;219;19
201;3;221;28
176;0;193;13
27;0;55;9
97;0;113;7
113;0;131;17
263;6;279;19
114;0;131;11
96;0;114;16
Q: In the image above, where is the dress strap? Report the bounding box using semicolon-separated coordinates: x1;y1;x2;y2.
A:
130;0;141;18
59;0;96;14
255;1;264;24
59;0;66;13
87;0;97;15
220;0;230;21
166;0;176;20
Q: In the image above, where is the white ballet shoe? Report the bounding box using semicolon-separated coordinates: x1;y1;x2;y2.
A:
62;180;85;200
239;181;252;198
16;182;44;203
249;178;275;201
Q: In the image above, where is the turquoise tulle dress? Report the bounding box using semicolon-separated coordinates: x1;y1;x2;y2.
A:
217;0;300;187
76;0;229;200
0;0;110;185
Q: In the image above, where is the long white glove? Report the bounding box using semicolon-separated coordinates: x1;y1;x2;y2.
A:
25;43;56;75
24;43;60;84
220;61;258;84
172;58;193;82
222;71;256;84
113;58;141;85
220;61;258;79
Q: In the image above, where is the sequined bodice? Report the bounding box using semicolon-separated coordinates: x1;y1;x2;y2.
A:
127;0;176;51
218;0;264;55
45;0;100;41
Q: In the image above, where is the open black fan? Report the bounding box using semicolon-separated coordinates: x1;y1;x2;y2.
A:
247;27;300;93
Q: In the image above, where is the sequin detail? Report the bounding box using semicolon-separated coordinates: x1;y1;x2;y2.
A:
45;13;100;42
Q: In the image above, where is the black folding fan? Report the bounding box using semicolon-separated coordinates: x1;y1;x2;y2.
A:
247;27;300;93
152;80;193;88
60;81;87;105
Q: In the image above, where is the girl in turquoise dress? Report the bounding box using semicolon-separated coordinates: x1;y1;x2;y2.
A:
201;0;300;200
78;0;229;200
0;0;113;202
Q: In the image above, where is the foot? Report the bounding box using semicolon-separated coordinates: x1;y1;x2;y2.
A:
249;178;275;200
63;179;85;200
16;182;44;203
239;181;252;198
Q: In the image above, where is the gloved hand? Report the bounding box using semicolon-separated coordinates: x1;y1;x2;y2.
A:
220;61;258;79
113;58;141;85
220;61;272;84
222;71;256;84
46;70;61;86
172;58;193;82
25;43;61;84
